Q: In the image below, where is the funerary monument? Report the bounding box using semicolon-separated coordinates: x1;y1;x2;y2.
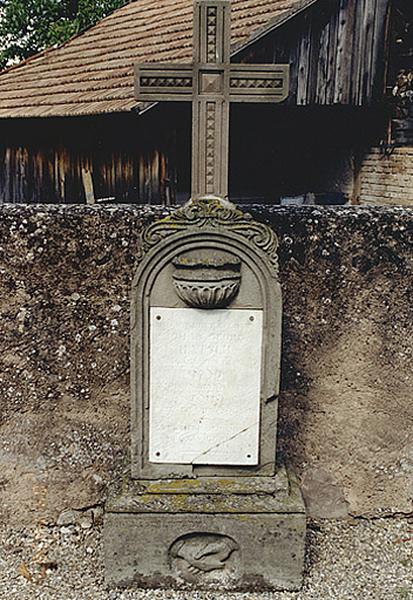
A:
104;0;306;591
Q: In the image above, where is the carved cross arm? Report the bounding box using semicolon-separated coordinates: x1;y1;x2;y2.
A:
135;64;194;102
229;65;289;103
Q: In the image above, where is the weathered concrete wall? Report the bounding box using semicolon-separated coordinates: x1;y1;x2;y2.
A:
358;147;413;206
0;204;411;525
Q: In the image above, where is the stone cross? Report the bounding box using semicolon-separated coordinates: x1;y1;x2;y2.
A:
135;0;289;200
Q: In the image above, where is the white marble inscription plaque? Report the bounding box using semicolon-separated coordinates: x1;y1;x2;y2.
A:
149;307;263;466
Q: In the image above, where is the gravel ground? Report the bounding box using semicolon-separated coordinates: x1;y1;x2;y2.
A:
0;518;412;600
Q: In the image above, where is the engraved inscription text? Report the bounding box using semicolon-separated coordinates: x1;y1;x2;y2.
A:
149;308;263;465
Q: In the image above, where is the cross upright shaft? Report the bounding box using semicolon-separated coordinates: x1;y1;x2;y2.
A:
135;0;289;200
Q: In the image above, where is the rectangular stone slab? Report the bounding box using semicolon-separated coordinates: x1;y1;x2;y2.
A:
108;470;289;497
106;488;305;514
149;307;263;466
104;512;306;591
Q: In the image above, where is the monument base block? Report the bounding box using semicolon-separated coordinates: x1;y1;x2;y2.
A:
104;467;306;592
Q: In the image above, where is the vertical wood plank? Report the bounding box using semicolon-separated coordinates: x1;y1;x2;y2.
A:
326;4;339;104
356;0;368;105
297;19;311;105
371;0;391;101
348;0;360;103
335;0;353;104
82;168;96;204
138;156;144;202
316;12;330;104
362;0;376;103
288;28;300;103
308;10;321;104
342;0;356;104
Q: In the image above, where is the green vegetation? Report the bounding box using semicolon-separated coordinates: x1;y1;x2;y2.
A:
397;587;411;599
0;0;127;69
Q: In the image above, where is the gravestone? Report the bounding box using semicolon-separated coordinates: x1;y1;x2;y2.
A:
104;0;306;591
104;198;306;591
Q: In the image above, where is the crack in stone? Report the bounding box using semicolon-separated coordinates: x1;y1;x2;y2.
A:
190;421;258;464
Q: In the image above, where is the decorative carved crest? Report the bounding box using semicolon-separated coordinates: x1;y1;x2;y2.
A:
136;198;279;279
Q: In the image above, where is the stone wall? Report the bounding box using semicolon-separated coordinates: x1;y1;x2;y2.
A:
0;204;411;525
357;147;413;206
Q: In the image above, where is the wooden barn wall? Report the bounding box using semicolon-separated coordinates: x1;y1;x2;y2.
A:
0;0;392;205
0;105;386;204
237;0;390;106
0;108;191;204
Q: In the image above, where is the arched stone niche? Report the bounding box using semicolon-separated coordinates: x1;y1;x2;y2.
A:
130;198;282;479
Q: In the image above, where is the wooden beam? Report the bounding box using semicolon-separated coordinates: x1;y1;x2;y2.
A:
82;168;95;204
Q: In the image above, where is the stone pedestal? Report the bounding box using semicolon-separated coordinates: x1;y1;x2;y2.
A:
104;466;306;591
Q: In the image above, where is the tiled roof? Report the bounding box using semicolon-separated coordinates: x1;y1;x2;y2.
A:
0;0;316;118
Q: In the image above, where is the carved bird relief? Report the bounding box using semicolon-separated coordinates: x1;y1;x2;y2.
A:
170;534;239;576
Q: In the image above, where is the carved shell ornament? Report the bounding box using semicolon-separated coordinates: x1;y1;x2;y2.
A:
172;250;241;309
136;197;279;280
